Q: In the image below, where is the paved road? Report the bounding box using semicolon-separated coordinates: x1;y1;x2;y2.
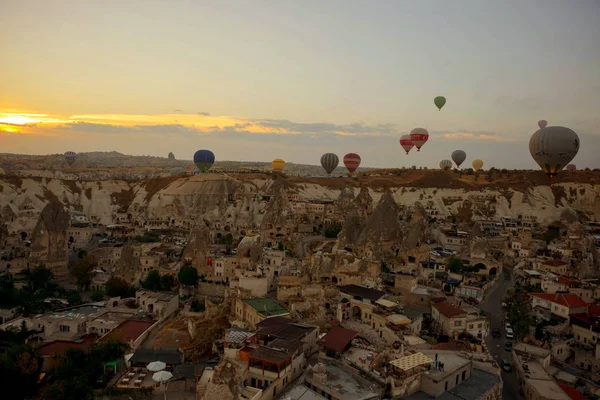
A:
479;268;521;400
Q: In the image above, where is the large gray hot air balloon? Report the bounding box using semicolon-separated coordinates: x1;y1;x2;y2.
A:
320;153;339;175
566;164;576;171
439;160;452;170
451;150;466;168
529;126;579;177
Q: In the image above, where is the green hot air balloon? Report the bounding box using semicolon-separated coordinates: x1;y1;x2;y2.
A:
434;96;446;111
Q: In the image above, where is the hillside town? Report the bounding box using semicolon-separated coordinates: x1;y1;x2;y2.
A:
1;168;600;400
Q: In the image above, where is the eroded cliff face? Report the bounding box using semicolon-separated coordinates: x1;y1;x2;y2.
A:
0;175;598;236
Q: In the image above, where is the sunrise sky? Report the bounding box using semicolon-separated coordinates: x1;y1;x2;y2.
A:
1;0;599;169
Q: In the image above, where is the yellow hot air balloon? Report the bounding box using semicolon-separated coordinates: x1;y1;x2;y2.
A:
472;159;483;171
272;158;285;172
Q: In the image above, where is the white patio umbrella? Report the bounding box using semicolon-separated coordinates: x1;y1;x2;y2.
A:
147;361;166;372
152;370;173;383
153;370;173;400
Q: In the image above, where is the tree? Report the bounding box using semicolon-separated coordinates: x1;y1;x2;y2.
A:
160;274;175;291
66;291;81;305
142;270;161;290
105;277;134;298
91;289;104;302
504;295;533;340
71;255;96;290
447;257;464;273
27;264;54;293
178;265;199;286
543;226;561;244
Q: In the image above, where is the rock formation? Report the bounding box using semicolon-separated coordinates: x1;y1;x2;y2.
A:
28;198;70;279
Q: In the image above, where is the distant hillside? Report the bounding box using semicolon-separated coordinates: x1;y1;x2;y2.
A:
0;151;378;177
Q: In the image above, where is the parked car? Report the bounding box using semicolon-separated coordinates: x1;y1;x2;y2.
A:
505;322;511;330
504;341;512;351
501;360;512;372
506;328;514;340
492;329;501;338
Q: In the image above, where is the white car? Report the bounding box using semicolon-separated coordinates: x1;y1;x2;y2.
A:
505;322;511;331
506;328;514;339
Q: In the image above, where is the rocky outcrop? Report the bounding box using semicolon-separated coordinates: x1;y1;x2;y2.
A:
260;188;295;230
29;198;70;278
356;191;403;249
183;227;211;274
0;175;598;238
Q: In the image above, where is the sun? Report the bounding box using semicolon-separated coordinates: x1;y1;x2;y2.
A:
0;115;40;125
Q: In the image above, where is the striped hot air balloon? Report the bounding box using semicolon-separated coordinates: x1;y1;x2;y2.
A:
343;153;361;173
400;135;414;155
439;160;452;170
64;151;76;166
410;128;429;151
529;126;579;177
320;153;339;175
272;159;285;172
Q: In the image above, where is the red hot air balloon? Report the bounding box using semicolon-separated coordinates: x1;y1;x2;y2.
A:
343;153;361;173
400;134;414;155
409;128;429;151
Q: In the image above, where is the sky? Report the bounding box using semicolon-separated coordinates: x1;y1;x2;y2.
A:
1;0;599;169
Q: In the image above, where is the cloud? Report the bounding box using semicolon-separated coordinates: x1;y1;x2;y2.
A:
252;119;397;136
54;121;202;137
197;111;211;116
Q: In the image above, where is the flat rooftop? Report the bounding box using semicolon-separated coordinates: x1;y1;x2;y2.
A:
305;362;383;400
404;368;501;399
420;350;470;381
42;305;104;320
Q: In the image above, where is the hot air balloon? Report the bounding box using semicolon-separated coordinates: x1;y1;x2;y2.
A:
434;96;446;111
343;153;361;173
410;128;429;151
439;160;452;170
451;150;467;168
193;169;200;175
0;167;5;175
272;159;285;172
472;159;483;171
193;150;215;173
170;167;185;176
529;126;580;177
566;164;576;171
538;120;548;129
399;135;414;155
320;153;339;175
64;151;76;166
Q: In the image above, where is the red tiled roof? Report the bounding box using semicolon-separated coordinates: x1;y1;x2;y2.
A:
319;327;357;353
558;276;579;285
530;293;587;308
559;383;586;400
432;301;466;318
100;319;155;343
587;303;600;316
543;259;567;267
36;335;97;357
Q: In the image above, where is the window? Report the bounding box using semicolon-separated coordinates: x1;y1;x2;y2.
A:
462;370;466;381
445;382;448;390
478;323;482;328
454;321;461;327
